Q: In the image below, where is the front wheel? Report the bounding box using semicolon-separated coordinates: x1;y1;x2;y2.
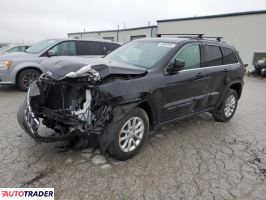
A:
108;107;149;160
212;89;238;122
17;69;41;91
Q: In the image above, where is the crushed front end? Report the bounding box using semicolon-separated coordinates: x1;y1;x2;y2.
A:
17;66;112;143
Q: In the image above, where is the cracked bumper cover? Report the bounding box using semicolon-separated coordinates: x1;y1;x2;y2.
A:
17;82;44;141
17;82;76;142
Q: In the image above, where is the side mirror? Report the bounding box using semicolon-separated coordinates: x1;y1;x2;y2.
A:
166;59;185;74
47;50;56;57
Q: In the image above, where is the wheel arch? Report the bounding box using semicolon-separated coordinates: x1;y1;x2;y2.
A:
229;82;242;99
137;101;155;131
98;100;154;153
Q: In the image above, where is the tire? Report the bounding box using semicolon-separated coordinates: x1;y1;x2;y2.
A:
17;69;41;91
108;107;149;160
212;89;238;122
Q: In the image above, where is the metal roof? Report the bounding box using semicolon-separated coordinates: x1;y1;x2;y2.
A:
68;26;157;35
157;10;266;22
46;38;119;44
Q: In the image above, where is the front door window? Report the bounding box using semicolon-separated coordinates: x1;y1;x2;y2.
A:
51;41;76;56
173;44;201;70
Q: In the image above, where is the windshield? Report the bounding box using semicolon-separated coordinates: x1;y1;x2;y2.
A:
105;41;176;69
25;39;59;54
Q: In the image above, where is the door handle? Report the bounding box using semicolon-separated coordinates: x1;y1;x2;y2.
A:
224;68;229;72
196;73;205;78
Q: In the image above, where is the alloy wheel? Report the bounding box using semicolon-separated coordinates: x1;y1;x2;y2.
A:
224;94;236;118
118;117;144;152
22;72;39;89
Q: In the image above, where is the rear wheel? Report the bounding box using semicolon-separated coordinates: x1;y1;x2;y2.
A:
108;107;149;160
17;69;41;91
212;89;238;122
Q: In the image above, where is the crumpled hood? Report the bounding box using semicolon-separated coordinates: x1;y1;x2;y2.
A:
42;57;147;80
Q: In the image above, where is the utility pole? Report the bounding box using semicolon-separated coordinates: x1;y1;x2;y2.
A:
117;25;120;42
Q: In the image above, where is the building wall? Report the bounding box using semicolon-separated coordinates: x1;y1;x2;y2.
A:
117;27;157;43
68;31;118;41
68;26;157;44
157;13;266;67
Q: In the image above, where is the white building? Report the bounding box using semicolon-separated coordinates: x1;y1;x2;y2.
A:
68;10;266;67
157;10;266;67
68;26;157;44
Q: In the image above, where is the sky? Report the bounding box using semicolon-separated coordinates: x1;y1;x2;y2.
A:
0;0;265;44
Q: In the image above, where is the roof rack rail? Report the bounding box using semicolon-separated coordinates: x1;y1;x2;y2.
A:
157;33;204;38
202;36;223;41
157;33;223;41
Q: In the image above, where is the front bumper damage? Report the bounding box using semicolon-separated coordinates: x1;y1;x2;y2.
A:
17;65;112;144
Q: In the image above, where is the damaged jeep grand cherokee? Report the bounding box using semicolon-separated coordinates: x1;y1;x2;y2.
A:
17;37;244;160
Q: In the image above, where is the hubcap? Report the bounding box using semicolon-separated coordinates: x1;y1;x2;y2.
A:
224;95;236;118
119;117;144;152
22;73;39;89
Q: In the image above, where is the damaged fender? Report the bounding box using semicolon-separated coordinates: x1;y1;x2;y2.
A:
17;60;153;152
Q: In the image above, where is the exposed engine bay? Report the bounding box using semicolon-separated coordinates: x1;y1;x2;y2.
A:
18;65;112;143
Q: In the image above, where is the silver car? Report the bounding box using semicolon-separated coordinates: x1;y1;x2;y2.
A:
0;38;120;91
0;44;30;55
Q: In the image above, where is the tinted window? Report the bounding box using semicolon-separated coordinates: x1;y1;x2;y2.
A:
174;44;201;70
76;41;103;55
205;45;223;67
221;47;238;64
105;43;120;53
50;41;76;56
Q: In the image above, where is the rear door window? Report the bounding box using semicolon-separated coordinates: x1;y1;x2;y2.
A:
221;47;238;64
76;41;104;55
204;45;223;67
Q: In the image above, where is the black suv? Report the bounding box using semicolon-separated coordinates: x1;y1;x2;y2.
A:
17;37;244;160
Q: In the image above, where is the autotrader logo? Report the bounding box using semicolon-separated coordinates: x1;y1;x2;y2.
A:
0;188;54;199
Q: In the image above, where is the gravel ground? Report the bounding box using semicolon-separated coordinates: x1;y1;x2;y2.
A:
0;76;266;200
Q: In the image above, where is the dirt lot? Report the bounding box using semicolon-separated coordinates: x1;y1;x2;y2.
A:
0;76;266;200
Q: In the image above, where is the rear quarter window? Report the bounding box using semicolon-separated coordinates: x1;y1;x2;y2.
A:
221;47;238;64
